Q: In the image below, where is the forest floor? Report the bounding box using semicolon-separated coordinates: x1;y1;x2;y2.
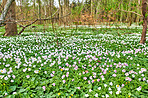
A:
0;27;148;97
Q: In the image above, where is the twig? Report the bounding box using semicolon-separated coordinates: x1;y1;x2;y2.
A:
118;9;142;17
46;9;59;19
18;12;71;35
18;19;38;35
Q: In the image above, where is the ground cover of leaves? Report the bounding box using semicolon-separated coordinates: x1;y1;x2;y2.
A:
0;30;148;98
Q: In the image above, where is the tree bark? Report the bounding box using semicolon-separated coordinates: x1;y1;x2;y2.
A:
2;0;17;36
140;0;147;44
58;0;62;25
0;0;14;25
38;0;41;24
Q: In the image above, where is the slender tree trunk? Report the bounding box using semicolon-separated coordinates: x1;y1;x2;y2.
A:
58;0;62;25
120;0;123;22
38;0;41;24
91;0;93;16
2;0;17;36
136;0;141;22
64;0;67;26
140;0;147;44
127;0;132;26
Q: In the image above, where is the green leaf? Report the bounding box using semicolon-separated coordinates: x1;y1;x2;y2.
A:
9;86;16;92
19;88;26;93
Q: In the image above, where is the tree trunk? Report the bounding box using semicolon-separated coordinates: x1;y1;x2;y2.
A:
0;0;14;25
38;0;41;24
140;0;147;44
136;0;141;22
2;0;17;36
58;0;62;25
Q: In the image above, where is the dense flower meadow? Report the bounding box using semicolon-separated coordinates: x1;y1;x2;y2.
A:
0;31;148;98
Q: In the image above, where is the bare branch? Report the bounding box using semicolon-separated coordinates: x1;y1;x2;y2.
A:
118;9;142;17
18;19;38;35
18;12;71;35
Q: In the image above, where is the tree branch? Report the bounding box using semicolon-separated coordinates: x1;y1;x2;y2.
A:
118;9;142;17
18;12;71;35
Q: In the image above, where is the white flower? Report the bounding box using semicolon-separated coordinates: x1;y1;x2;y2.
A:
4;76;8;80
26;75;30;78
141;74;144;77
33;65;36;67
98;87;101;90
0;68;7;73
0;75;4;79
5;64;10;67
125;73;129;76
65;68;69;71
94;93;98;97
85;94;89;97
23;68;27;72
117;87;121;91
12;92;17;94
12;75;15;79
141;68;146;72
11;80;14;82
106;94;109;98
28;68;31;71
109;82;113;86
44;71;47;74
102;77;105;80
109;91;113;94
8;75;11;78
137;86;142;91
132;74;135;78
34;70;39;73
89;76;92;80
116;90;121;94
62;75;65;79
116;85;121;91
89;89;92;92
116;85;120;88
108;87;112;90
4;93;8;96
104;84;107;87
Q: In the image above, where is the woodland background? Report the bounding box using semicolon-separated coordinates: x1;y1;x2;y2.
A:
0;0;143;26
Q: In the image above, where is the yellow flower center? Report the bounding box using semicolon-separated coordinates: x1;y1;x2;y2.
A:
109;71;111;72
1;70;3;72
71;94;73;96
61;69;63;71
58;93;61;96
117;85;119;87
128;95;131;98
94;79;97;81
3;83;5;85
69;96;71;98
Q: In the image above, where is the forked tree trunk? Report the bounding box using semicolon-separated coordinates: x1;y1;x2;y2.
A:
140;0;147;44
3;0;17;36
